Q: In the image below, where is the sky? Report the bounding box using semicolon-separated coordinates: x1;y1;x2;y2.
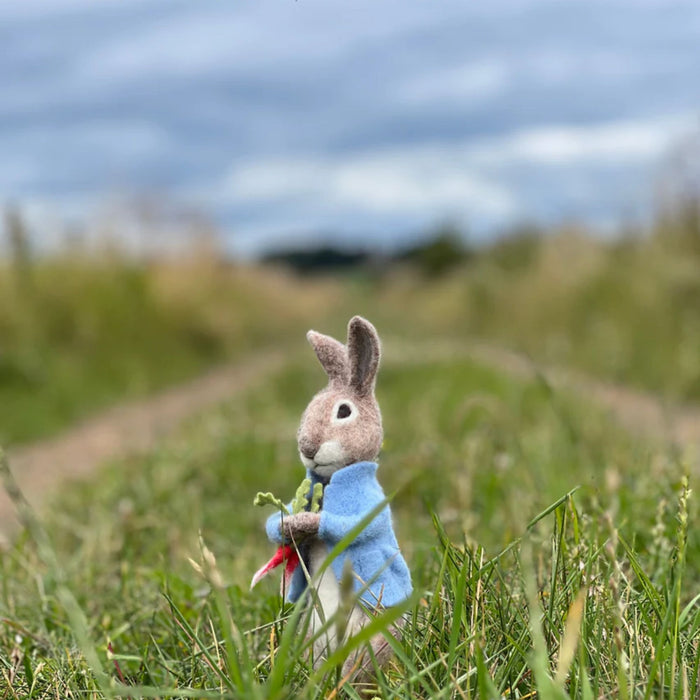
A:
2;0;700;256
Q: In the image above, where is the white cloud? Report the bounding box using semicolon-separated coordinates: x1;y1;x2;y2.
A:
396;59;509;105
74;1;476;84
469;114;698;166
219;113;696;233
0;0;147;21
223;149;516;221
0;120;172;196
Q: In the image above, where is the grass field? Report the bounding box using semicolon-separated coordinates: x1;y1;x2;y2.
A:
0;254;337;446
0;349;697;698
2;210;699;451
366;227;700;403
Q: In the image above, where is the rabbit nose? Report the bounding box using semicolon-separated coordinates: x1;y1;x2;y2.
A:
300;443;317;460
299;434;319;459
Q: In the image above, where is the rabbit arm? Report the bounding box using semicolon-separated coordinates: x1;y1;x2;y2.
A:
281;512;320;541
266;508;321;544
318;506;388;546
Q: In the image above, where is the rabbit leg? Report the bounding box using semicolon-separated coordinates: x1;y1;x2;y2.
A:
341;619;404;684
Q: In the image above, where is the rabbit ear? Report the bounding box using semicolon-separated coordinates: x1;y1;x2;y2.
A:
307;330;349;385
347;316;381;396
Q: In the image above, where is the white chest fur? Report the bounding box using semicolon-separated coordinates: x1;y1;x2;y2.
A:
308;539;365;660
308;539;341;628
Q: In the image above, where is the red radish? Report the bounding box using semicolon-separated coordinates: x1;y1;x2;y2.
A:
250;545;300;590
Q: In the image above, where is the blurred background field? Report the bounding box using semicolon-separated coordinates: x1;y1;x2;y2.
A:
0;221;339;444
1;1;700;696
1;193;699;446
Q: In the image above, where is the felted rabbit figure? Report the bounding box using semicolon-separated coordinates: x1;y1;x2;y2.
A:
264;315;412;679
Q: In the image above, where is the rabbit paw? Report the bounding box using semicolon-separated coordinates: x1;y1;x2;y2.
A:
282;512;321;542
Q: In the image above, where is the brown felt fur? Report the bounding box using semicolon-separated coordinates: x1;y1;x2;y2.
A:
306;331;349;387
341;619;404;685
281;512;320;541
347;315;380;397
298;316;383;471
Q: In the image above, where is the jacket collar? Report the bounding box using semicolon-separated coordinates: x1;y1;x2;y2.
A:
306;460;378;488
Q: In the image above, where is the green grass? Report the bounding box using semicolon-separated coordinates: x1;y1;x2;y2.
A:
0;351;697;698
367;228;700;402
0;255;335;445
2;214;699;448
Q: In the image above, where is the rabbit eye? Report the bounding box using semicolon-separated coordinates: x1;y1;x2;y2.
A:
331;399;358;424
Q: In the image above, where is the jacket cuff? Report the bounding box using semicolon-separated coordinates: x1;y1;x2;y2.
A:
265;510;286;544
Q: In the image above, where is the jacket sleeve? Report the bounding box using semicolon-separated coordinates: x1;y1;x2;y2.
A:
318;505;389;546
265;504;292;544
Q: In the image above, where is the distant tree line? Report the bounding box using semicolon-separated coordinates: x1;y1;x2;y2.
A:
261;224;475;276
260;223;547;277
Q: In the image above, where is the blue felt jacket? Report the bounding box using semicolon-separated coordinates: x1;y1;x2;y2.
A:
265;461;412;608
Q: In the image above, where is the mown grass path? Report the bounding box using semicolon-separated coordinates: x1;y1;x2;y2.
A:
0;350;285;534
2;338;698;536
388;339;700;448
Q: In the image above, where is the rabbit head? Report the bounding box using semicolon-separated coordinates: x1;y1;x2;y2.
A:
298;316;383;479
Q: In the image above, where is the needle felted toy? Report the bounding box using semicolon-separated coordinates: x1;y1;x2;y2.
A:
253;315;412;677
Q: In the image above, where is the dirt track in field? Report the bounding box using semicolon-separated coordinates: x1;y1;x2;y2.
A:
0;351;285;536
1;340;698;537
385;339;700;449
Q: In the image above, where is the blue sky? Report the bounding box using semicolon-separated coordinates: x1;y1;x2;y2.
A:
2;0;700;255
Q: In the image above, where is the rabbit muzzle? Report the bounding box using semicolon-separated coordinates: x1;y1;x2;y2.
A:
298;440;346;477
